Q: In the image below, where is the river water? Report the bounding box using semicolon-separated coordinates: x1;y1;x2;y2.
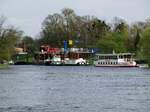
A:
0;65;150;112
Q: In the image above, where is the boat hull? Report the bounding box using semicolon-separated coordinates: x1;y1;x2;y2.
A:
94;64;138;67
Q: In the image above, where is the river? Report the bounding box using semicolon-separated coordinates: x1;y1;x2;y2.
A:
0;65;150;112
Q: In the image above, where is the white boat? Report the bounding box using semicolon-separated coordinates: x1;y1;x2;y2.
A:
44;55;62;65
44;56;88;66
94;53;137;67
63;58;88;65
138;64;149;68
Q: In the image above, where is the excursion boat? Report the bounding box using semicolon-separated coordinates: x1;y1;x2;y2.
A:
44;56;88;66
94;53;137;67
35;45;94;66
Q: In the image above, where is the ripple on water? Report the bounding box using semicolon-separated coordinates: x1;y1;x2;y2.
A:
0;65;150;112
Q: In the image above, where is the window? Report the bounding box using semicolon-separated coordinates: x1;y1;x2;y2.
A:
119;55;123;59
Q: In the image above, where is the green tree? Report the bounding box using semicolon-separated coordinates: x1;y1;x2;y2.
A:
40;8;110;48
21;36;38;54
97;32;127;53
139;26;150;65
0;16;22;62
41;12;66;47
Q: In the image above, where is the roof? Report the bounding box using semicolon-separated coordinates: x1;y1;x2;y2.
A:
95;53;134;56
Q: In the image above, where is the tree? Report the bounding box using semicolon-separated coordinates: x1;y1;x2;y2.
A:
40;8;110;48
139;26;150;65
128;25;142;53
97;32;127;53
91;18;110;45
0;16;22;62
41;13;65;47
21;36;38;54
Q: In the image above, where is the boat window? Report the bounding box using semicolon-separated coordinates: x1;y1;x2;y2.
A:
99;56;101;59
114;56;117;59
127;55;131;58
119;55;123;59
95;56;99;60
102;56;105;59
123;55;131;59
98;56;101;59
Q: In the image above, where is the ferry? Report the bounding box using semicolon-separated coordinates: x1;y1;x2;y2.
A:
94;53;137;67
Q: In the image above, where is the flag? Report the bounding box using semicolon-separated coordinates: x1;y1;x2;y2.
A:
69;40;73;45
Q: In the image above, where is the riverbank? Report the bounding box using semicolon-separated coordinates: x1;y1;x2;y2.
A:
0;64;8;69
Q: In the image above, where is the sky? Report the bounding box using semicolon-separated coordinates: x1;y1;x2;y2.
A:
0;0;150;37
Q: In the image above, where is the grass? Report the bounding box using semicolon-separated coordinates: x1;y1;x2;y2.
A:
0;64;8;69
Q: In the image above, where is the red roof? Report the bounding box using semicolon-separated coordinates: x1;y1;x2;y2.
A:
47;48;61;53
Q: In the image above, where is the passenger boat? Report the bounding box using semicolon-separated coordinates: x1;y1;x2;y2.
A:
35;45;94;66
94;53;137;67
44;56;88;66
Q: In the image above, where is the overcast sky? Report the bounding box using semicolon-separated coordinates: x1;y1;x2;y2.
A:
0;0;150;37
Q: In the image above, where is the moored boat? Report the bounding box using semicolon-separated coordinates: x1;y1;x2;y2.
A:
35;45;94;66
94;53;138;67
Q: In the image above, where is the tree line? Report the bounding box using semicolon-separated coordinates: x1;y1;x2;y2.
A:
0;8;150;65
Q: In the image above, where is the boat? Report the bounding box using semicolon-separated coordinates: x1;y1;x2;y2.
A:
135;60;149;68
138;64;149;68
94;53;138;67
44;56;88;66
35;45;94;66
62;58;88;65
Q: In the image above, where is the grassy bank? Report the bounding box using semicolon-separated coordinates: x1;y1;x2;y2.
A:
0;64;8;69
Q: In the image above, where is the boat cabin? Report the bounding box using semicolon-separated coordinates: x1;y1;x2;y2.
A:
94;53;137;67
